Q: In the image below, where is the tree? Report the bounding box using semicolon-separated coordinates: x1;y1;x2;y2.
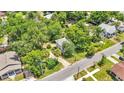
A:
46;58;59;70
21;50;49;77
85;45;95;57
120;45;124;57
89;11;110;25
62;41;75;57
52;48;62;57
47;21;63;41
11;41;34;57
98;55;106;66
92;27;104;42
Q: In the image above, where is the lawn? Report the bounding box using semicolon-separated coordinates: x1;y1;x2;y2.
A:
92;39;116;52
0;37;4;44
117;51;123;57
39;63;63;79
14;73;24;81
115;33;124;41
65;52;86;64
94;58;114;81
111;56;121;62
84;76;94;81
100;39;116;50
73;70;87;80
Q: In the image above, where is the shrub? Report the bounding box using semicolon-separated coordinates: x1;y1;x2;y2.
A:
52;48;62;57
47;58;59;70
47;44;51;49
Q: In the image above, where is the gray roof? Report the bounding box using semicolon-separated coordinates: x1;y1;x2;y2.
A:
99;23;116;34
0;51;21;76
117;26;124;31
44;14;53;19
55;38;69;49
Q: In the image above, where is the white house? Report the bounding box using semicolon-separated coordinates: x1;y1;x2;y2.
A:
55;38;69;53
99;23;117;38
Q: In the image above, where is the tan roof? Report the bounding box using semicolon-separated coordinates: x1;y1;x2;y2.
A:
111;62;124;80
0;51;21;76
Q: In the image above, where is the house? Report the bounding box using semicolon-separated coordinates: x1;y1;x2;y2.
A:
117;22;124;32
99;23;116;38
0;11;5;17
55;38;69;53
44;13;53;19
110;62;124;81
0;51;22;80
0;11;7;26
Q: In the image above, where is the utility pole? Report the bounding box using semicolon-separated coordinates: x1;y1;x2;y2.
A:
77;66;80;79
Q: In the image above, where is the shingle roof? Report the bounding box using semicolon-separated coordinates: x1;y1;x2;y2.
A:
0;51;21;76
111;62;124;80
99;23;116;34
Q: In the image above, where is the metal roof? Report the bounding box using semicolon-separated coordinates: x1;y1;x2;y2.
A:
99;23;116;34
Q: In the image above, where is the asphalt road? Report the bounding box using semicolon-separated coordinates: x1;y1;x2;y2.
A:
41;42;122;81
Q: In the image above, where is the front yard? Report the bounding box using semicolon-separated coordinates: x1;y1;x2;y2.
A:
74;57;116;81
65;52;86;64
93;58;114;81
39;63;63;79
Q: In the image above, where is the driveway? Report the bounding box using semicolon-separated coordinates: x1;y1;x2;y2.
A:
107;56;119;64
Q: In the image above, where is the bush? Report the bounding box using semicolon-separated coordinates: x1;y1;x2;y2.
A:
47;44;51;49
52;48;62;57
47;58;59;70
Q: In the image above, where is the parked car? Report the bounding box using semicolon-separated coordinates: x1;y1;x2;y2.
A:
119;56;124;61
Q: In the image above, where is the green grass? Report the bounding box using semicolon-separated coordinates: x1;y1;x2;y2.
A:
117;51;123;57
92;39;116;52
0;37;4;44
94;58;114;81
65;52;86;64
39;63;63;79
111;56;121;62
14;73;24;81
85;77;94;81
101;39;116;50
116;33;124;41
73;70;87;80
87;65;99;72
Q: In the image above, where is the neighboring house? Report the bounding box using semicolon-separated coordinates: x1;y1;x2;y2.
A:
55;38;69;53
110;62;124;81
44;13;53;19
0;11;7;26
0;51;22;80
117;22;124;32
99;23;117;38
0;11;5;17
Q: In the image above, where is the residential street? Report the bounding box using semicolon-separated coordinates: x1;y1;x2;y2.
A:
41;42;122;81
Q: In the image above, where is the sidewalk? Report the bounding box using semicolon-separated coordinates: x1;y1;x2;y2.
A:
77;68;100;81
49;52;70;67
107;56;119;64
